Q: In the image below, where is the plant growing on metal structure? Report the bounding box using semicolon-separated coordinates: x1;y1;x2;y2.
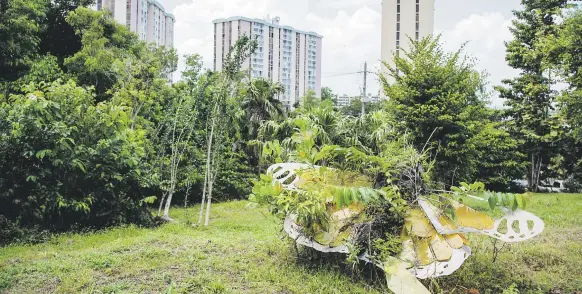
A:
249;121;545;293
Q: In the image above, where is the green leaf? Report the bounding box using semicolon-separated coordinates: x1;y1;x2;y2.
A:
515;194;526;210
488;195;497;210
72;159;86;173
140;196;157;205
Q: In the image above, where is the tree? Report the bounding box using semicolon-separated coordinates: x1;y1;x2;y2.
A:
321;86;335;102
297;89;320;111
198;36;257;226
470;119;527;191
494;0;567;191
39;0;94;62
64;7;145;101
537;8;582;182
0;80;154;231
156;88;198;221
241;78;285;140
341;98;382;117
0;0;47;83
381;36;492;185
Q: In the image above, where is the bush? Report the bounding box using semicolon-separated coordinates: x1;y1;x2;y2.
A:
564;177;582;193
0;216;51;246
0;81;155;232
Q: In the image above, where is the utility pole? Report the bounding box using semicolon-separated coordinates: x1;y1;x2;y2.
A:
361;62;367;117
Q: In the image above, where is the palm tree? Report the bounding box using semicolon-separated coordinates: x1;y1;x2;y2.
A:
241;78;285;140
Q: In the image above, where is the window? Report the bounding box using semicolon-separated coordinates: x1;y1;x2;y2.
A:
397;4;400;13
397;23;400;31
396;32;400;40
416;32;419;40
397;14;400;22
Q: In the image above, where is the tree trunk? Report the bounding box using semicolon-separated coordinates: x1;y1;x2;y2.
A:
204;167;218;226
535;156;543;192
530;153;535;191
199;114;216;225
158;192;168;216
197;168;209;225
163;190;174;220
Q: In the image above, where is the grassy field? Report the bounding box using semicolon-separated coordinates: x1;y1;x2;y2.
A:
1;194;581;293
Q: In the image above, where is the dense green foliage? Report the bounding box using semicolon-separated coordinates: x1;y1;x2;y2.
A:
495;0;568;191
381;37;525;188
0;4;260;238
0;0;581;249
0;81;152;230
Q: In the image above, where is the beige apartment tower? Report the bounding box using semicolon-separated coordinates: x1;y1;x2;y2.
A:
92;0;175;48
381;0;434;71
213;16;323;109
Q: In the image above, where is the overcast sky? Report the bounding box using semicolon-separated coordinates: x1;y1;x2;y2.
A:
166;0;522;107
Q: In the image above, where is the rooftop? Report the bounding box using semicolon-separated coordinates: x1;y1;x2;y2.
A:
148;0;175;20
213;16;323;38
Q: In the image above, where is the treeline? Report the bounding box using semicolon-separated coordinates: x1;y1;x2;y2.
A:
0;0;261;243
2;0;582;243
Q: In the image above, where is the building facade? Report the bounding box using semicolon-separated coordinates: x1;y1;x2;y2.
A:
335;94;381;108
381;0;434;76
92;0;174;48
213;16;323;109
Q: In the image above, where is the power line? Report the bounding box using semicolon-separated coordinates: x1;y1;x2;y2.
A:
323;71;361;78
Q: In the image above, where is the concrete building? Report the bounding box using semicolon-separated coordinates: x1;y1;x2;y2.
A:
381;0;434;74
92;0;175;48
335;94;381;108
336;94;351;107
213;16;323;109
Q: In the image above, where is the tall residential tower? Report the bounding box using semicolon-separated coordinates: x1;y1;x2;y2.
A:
213;16;323;109
381;0;434;71
92;0;175;48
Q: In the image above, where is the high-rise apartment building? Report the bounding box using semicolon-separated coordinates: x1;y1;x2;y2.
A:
381;0;434;72
92;0;175;48
213;16;323;109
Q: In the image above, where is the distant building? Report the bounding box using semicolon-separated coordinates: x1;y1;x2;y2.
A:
381;0;434;83
336;94;351;107
335;94;381;108
213;16;323;109
92;0;175;48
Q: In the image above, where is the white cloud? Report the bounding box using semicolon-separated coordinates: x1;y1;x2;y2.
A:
439;12;517;108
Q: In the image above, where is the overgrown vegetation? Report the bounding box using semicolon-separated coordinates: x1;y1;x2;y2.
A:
1;195;580;293
2;0;582;292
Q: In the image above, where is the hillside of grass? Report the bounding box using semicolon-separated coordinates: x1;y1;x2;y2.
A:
1;194;581;293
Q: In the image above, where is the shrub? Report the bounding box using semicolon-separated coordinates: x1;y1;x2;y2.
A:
564;177;582;193
0;81;155;233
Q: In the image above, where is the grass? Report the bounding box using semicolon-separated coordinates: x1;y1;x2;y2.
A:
1;194;581;293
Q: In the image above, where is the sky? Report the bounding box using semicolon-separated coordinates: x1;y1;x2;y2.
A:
166;0;522;107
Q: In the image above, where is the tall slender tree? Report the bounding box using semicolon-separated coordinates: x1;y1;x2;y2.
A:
198;36;257;226
494;0;567;191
